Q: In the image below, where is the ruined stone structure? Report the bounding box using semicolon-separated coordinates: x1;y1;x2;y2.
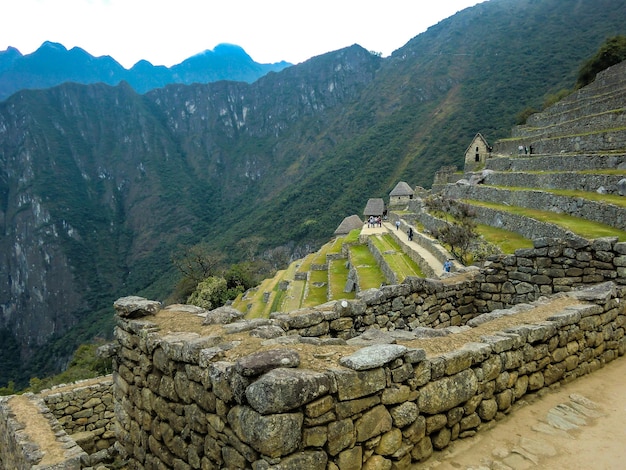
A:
3;54;626;470
109;234;626;469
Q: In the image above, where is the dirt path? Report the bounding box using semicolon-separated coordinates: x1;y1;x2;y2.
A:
419;356;626;470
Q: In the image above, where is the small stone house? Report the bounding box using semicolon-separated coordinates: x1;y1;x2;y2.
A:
389;181;415;207
464;133;491;171
363;198;385;219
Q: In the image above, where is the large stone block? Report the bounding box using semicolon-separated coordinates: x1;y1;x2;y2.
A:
227;405;303;458
418;369;478;415
245;368;331;414
355;405;393;442
235;349;300;377
334;367;386;401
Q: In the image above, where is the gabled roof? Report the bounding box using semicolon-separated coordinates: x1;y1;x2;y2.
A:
389;181;415;197
363;198;385;216
464;133;490;154
334;215;364;235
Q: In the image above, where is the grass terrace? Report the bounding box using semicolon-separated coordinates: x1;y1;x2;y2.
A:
349;244;386;289
467;199;626;241
371;234;425;280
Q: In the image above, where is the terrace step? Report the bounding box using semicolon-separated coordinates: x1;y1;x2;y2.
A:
475;170;626;195
443;184;626;232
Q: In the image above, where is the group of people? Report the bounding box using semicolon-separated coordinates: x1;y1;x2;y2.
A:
367;216;383;228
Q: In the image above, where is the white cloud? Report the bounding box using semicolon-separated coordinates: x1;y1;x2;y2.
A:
0;0;484;68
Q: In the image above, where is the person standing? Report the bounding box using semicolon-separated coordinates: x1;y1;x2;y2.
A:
395;220;401;230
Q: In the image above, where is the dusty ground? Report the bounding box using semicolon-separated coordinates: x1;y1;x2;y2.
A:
154;295;580;369
421;355;626;470
8;395;66;465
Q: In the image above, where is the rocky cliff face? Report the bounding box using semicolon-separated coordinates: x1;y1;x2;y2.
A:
0;45;381;385
2;0;626;386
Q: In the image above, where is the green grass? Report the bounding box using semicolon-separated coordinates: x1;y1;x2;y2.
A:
475;224;534;253
281;279;306;312
311;241;333;265
303;270;329;307
328;236;345;255
349;244;386;289
344;228;361;244
295;253;315;275
467;200;626;241
328;259;356;301
371;234;424;280
490;185;626;208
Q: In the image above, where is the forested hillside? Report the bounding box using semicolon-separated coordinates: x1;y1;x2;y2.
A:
1;0;626;387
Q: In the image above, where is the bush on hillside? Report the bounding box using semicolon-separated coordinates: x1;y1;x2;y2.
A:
577;35;626;88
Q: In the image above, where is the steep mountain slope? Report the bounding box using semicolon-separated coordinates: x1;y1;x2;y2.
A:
0;42;291;101
1;0;626;386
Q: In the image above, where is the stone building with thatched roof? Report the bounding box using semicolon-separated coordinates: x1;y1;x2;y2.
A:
464;133;491;171
333;215;363;236
389;181;415;207
363;198;385;219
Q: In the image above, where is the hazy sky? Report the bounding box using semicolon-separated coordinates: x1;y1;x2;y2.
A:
1;0;485;68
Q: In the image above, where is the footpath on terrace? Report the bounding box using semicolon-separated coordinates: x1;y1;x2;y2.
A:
361;220;446;275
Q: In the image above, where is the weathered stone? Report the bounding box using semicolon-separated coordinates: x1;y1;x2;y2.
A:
340;344;408;370
245;368;331;414
375;428;402;455
355;405;393;442
478;398;498;421
390;401;419;428
203;306;245;325
333;367;386;401
235;349;300;377
227;405;303;458
403;415;426;444
327;419;355;456
337;446;362;470
303;426;328;448
270;450;328;470
335;395;381;420
432;427;451;450
114;296;161;318
305;395;335;418
410;436;433;462
363;455;392;470
418;369;478;414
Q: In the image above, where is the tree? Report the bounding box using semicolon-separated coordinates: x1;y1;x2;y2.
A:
171;243;224;283
577;35;626;88
187;276;229;310
424;196;478;265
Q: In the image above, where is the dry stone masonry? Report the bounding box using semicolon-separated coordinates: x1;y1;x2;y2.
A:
111;235;625;469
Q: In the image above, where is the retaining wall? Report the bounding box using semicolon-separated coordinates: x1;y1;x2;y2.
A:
0;394;87;470
112;236;626;469
443;183;626;230
40;376;116;454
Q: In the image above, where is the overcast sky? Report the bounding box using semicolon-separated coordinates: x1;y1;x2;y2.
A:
1;0;485;69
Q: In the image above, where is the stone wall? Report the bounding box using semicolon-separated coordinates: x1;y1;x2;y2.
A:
0;394;87;470
112;236;626;469
0;377;118;469
484;153;626;172
40;376;116;455
476;170;625;195
443;183;626;230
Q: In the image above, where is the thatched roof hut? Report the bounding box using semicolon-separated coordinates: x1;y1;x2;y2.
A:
334;215;364;236
363;198;385;217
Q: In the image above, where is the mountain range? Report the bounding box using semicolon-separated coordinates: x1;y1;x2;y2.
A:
0;41;291;101
1;0;626;387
